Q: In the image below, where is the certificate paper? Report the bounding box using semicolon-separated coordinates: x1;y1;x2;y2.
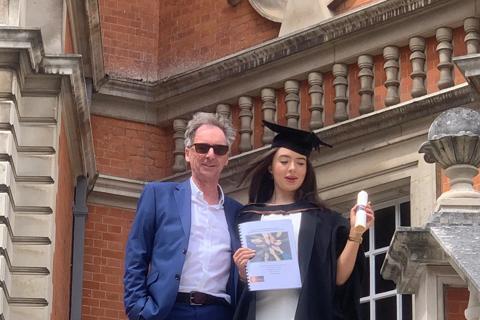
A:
239;219;302;291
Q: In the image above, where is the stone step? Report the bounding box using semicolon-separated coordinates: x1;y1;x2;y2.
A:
0;102;55;150
0;162;54;209
0;130;54;178
0;256;48;299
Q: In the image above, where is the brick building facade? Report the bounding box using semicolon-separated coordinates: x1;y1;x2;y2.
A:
1;0;480;319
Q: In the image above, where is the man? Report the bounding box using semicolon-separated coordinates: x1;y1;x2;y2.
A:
124;112;242;320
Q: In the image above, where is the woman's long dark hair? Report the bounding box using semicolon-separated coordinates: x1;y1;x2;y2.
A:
246;148;325;207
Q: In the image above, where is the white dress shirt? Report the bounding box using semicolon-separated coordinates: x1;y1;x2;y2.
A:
178;178;232;302
256;212;302;320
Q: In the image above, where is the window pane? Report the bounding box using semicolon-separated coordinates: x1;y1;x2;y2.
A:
375;206;396;249
361;256;370;298
376;296;397;320
402;295;413;320
400;202;411;227
375;253;395;293
360;302;370;320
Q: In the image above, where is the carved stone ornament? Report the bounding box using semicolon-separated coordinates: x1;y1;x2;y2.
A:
419;107;480;210
248;0;335;36
248;0;288;22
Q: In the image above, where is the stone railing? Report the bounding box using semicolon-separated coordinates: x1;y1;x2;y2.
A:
168;17;480;174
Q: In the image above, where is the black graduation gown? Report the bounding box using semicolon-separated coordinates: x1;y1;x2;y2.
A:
233;201;365;320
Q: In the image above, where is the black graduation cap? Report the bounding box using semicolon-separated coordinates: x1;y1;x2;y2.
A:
263;120;332;157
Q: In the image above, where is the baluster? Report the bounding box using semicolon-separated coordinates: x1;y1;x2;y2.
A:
464;17;480;54
172;119;187;173
333;63;348;122
436;27;454;89
383;46;400;106
308;72;324;130
284;80;300;128
357;55;374;114
216;103;231;119
238;96;253;153
261;88;276;145
409;37;427;98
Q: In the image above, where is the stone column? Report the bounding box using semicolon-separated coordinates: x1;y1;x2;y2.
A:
436;27;454;89
308;72;324;130
172;119;187;173
284;80;300;128
333;63;348;122
409;37;427;98
465;285;480;320
383;46;400;106
216;103;231;119
238;96;253;153
357;55;374;114
464;17;480;54
261;88;276;145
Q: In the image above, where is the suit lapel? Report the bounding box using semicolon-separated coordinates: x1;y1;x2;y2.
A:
174;179;192;238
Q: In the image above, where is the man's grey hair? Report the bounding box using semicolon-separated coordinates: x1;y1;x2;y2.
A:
184;112;236;148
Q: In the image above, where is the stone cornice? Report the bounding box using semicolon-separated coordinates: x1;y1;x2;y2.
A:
94;0;458;102
88;174;146;210
0;28;97;187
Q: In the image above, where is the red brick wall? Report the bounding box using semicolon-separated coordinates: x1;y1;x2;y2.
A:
51;119;74;320
92;115;174;181
99;0;279;80
82;204;134;320
99;0;160;81
444;286;469;320
65;11;74;54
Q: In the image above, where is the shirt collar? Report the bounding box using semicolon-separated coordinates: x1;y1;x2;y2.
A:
190;177;225;206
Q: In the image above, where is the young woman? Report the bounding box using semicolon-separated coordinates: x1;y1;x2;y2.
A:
233;121;374;320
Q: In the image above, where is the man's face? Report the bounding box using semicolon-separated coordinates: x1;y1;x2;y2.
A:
185;124;229;184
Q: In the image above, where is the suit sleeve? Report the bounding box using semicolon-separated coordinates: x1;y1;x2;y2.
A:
123;183;157;319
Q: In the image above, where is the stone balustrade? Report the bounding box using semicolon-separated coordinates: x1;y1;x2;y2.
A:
170;17;480;173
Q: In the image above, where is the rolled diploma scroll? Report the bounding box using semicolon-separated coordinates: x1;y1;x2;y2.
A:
354;191;368;233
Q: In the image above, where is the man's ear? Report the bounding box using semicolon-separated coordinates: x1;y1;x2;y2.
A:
184;148;191;163
268;166;272;174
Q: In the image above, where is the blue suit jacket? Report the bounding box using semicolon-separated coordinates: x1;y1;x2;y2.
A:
124;179;242;320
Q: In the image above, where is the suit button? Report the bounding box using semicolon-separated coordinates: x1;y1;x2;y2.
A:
175;274;181;280
182;249;187;255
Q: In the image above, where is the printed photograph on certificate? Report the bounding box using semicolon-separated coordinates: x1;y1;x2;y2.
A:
246;231;293;262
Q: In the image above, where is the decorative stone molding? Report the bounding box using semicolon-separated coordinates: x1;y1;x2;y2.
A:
357;55;374;114
419;107;480;213
409;37;427;98
238;96;253;153
308;72;324;130
464;17;480;55
436;27;454;90
88;174;146;210
172;119;187;173
465;285;480;320
261;88;276;144
332;63;348;122
284;80;299;128
384;46;400;106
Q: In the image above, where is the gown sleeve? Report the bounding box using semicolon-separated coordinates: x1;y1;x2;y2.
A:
332;213;366;320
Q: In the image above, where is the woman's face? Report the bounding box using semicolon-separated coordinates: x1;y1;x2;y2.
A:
270;147;308;195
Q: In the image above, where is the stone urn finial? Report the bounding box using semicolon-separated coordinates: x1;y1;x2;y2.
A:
419;107;480;212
